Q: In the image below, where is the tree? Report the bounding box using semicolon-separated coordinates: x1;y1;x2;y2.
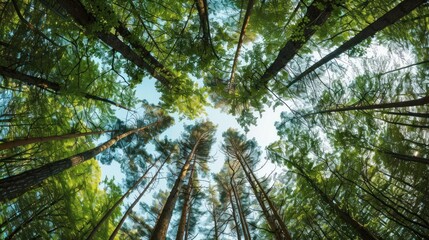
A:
150;121;216;240
0;108;172;201
223;129;292;239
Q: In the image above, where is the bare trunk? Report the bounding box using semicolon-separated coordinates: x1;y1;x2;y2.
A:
230;178;251;240
228;0;255;91
290;0;426;86
229;190;242;240
0;66;133;111
176;159;196;240
109;156;169;240
0;122;158;202
259;0;334;85
57;0;173;86
150;138;201;240
235;151;292;240
312;96;429;115
0;130;116;151
287;157;380;240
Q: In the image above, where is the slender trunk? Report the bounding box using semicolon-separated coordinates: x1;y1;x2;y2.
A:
212;204;219;240
259;0;334;85
230;178;251;240
312;96;429;115
288;159;380;240
176;159;196;240
236;152;292;240
109;156;169;240
57;0;173;87
195;0;210;47
228;0;255;91
86;160;157;239
290;0;426;86
184;198;193;240
0;122;158;202
0;130;116;151
228;189;242;240
0;66;133;111
150;138;201;240
377;110;429;118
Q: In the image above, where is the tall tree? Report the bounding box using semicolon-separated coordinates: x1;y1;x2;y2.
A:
0;110;172;201
150;121;216;240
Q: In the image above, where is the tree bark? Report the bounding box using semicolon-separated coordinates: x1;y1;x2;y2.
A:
57;0;174;87
259;0;334;86
0;122;159;202
0;66;133;111
150;138;201;240
236;151;292;240
109;155;169;240
228;0;255;91
287;158;380;240
230;175;251;240
289;0;426;87
311;96;429;115
0;129;116;151
176;159;196;240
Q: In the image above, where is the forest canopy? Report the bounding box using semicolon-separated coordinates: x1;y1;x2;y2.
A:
0;0;428;239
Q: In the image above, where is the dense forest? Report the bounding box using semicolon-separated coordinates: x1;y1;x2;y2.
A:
1;0;428;239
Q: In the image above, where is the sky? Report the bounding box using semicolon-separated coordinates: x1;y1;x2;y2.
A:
101;74;288;182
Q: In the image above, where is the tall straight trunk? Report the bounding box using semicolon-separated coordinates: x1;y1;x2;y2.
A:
241;155;291;239
57;0;173;86
230;177;251;240
212;201;219;240
259;0;334;85
0;66;133;111
150;138;202;240
289;0;426;86
0;122;158;202
109;156;169;240
228;0;255;91
310;96;429;115
176;159;196;240
377;110;429;118
286;157;380;240
228;189;242;240
195;0;210;47
86;160;158;239
0;129;116;151
235;152;291;240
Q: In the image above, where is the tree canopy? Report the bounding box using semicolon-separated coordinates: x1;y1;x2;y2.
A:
1;0;428;239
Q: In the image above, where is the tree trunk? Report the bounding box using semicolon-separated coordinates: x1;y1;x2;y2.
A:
0;129;116;151
176;159;196;240
195;0;210;47
229;189;242;240
0;66;133;111
288;158;380;240
150;139;201;240
230;177;251;240
312;96;429;115
259;0;334;85
289;0;426;86
57;0;173;87
236;151;292;240
86;160;158;239
228;0;255;91
0;122;158;202
109;155;169;240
